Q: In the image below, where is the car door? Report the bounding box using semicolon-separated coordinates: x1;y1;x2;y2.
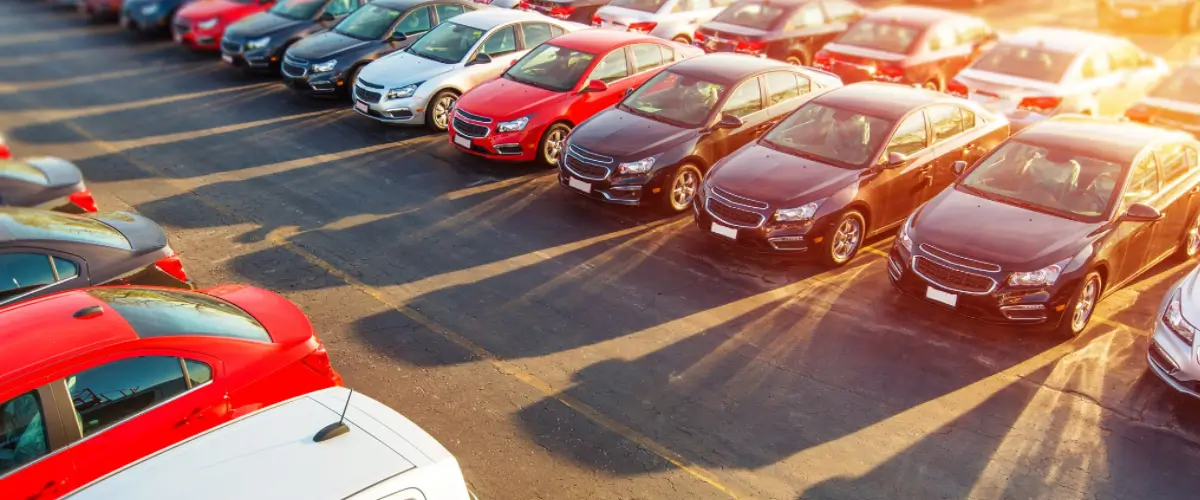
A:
461;23;523;87
1145;141;1199;260
0;385;78;500
571;46;632;121
0;250;87;307
58;352;229;492
761;70;810;126
710;76;768;158
871;110;933;229
1111;153;1159;283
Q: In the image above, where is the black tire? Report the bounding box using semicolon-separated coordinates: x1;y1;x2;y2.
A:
1058;271;1103;337
425;90;458;132
345;65;363;100
537;122;571;168
1175;211;1200;262
661;163;702;214
820;210;865;268
785;51;810;66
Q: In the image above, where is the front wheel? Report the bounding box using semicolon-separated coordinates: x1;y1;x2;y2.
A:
820;210;865;268
1176;212;1200;261
425;90;458;132
538;123;571;167
1059;271;1103;337
662;164;701;213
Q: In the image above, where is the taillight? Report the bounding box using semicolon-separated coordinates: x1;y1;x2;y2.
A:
693;30;705;43
155;253;189;283
0;142;8;160
68;188;98;212
1126;103;1150;122
303;345;343;386
591;14;601;26
518;0;530;9
735;40;764;55
813;50;831;68
1018;96;1062;114
874;63;904;80
627;21;657;33
548;5;574;18
946;79;969;98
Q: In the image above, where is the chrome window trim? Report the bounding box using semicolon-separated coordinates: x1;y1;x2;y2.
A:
910;255;997;295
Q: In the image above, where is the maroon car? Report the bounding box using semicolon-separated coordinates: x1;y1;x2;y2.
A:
813;5;996;92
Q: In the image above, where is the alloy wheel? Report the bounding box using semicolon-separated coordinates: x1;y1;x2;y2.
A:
1187;214;1200;257
924;80;939;91
1071;277;1099;332
543;128;566;166
432;95;455;130
670;168;699;210
830;217;862;263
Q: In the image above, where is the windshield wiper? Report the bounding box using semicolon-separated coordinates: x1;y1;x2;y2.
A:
761;138;823;162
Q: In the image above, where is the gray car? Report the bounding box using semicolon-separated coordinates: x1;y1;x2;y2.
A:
0;207;193;307
593;0;735;44
0;157;97;214
1149;262;1200;398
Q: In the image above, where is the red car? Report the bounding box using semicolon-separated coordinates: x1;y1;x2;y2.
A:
172;0;277;51
0;135;9;160
450;30;701;166
78;0;121;23
0;285;342;499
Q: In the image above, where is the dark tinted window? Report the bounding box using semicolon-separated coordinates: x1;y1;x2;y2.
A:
548;24;565;37
971;44;1075;83
433;3;465;21
395;6;432;36
631;44;664;73
53;257;78;280
521;22;553;47
1156;143;1190;182
764;71;803;106
926;24;958;52
324;0;354;16
0;209;131;250
722;79;763;118
1124;154;1159;206
0;161;48;185
956;21;992;45
1151;66;1200;103
783;4;824;31
610;0;668;12
590;48;629;83
961;108;977;128
68;357;189;437
837;20;921;54
87;288;272;342
481;25;518;55
659;45;674;62
1110;43;1143;71
0;253;57;301
1080;50;1112;79
0;391;49;476
270;0;326;20
927;105;965;143
822;0;860;23
712;1;789;31
184;359;213;386
886;112;928;157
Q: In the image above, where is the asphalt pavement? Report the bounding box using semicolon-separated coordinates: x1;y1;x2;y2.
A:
4;0;1200;498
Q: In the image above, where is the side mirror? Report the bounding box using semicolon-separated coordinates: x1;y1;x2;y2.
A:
318;12;335;22
952;160;967;175
467;52;492;66
388;32;407;42
885;151;909;168
509;59;517;67
582;79;608;92
1121;202;1163;222
713;113;743;130
625;87;635;96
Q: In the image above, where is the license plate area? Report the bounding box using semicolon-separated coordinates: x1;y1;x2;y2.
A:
221;54;234;64
453;134;472;148
710;222;737;240
568;177;591;193
925;286;957;307
354;101;369;114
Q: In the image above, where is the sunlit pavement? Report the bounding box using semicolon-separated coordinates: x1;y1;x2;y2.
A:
3;0;1200;498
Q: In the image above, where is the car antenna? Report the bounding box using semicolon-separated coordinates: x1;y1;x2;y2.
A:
313;389;354;443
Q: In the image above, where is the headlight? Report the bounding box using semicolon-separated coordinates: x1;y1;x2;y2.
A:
310;59;337;73
617;156;655;174
496;116;530;133
1007;263;1063;287
197;18;218;30
897;215;914;253
245;36;270;50
1164;290;1196;345
774;200;822;222
140;3;159;14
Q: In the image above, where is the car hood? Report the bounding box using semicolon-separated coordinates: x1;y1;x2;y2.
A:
24;157;83;189
93;211;169;253
359;51;454;87
287;30;371;60
912;187;1098;266
595;6;655;25
568;108;695;160
456;78;568;122
225;12;304;38
178;0;252;20
699;21;767;39
821;42;905;63
708;143;857;206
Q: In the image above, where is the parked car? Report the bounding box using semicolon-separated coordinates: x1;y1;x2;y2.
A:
121;0;197;36
519;0;607;23
947;27;1170;131
220;0;363;73
63;387;470;500
451;31;700;166
560;54;841;212
1148;263;1200;398
353;9;584;131
475;0;521;7
692;0;865;66
889;116;1200;336
282;0;480;98
1125;58;1200;137
592;0;734;44
0;207;191;307
695;82;1008;264
0;135;9;160
172;0;279;51
79;0;122;23
813;5;995;91
0;285;343;499
0;157;97;213
1098;0;1200;34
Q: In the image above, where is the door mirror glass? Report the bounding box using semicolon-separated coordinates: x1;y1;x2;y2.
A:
389;31;407;42
952;160;968;175
1121;202;1162;222
583;79;609;92
468;52;492;66
885;151;909;168
714;113;743;130
319;12;335;22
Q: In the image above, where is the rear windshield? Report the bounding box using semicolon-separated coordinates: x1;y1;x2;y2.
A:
835;20;921;54
711;1;788;31
88;288;272;342
607;0;669;13
969;44;1076;83
0;160;48;185
1150;66;1200;103
0;208;131;249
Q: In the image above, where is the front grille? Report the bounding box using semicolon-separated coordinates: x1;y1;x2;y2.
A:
711;186;767;209
282;60;306;77
564;154;610;180
452;116;489;138
173;23;190;34
221;40;240;53
919;244;1001;272
567;144;612;163
355;86;382;103
913;256;995;294
455;108;492;123
706;197;764;228
357;78;384;90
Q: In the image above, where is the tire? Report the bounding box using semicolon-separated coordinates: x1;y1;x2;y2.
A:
662;163;701;214
785;51;810;66
345;65;363;100
1058;271;1103;337
1175;211;1200;261
537;122;571;167
425;90;458;132
820;210;865;268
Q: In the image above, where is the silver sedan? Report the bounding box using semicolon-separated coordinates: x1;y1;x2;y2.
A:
1148;261;1200;398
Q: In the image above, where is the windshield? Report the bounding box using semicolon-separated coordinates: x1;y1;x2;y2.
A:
269;0;325;20
958;140;1124;220
835;20;921;54
711;1;787;31
1150;66;1200;102
760;103;892;168
607;0;668;13
407;22;484;64
620;71;726;128
506;44;595;92
969;44;1076;83
334;4;401;40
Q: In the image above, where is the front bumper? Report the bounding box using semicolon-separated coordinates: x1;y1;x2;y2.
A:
121;6;173;32
172;22;223;50
448;113;540;162
221;39;276;70
1147;283;1200;398
353;85;425;124
557;163;667;207
690;187;824;253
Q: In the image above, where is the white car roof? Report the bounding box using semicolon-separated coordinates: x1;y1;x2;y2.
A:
451;8;563;30
1002;27;1124;54
65;388;461;500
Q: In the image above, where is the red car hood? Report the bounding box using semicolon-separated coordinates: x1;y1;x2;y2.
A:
178;0;261;21
456;77;568;123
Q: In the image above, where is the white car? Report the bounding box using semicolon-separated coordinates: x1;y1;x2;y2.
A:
64;387;473;500
947;27;1170;131
352;9;587;131
1149;263;1200;399
592;0;735;44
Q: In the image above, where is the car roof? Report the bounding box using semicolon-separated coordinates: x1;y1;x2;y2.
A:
373;0;453;9
1015;115;1191;162
668;53;795;85
451;8;549;29
813;82;956;120
863;5;972;28
0;290;136;381
1002;27;1122;53
548;30;660;52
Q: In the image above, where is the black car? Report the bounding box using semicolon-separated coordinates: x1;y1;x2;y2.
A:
221;0;363;73
560;54;842;213
519;0;608;23
0;157;98;214
120;0;197;35
890;117;1200;336
1126;58;1200;137
693;0;865;66
281;0;478;97
695;82;1009;265
0;208;193;307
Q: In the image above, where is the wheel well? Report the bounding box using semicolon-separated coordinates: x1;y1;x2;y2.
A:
551;118;574;129
845;201;871;232
680;155;708;172
1092;263;1109;291
673;33;692;43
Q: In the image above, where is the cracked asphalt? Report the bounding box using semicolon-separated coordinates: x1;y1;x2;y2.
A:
4;0;1200;497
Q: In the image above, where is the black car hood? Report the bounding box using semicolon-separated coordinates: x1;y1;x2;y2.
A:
569;108;696;160
912;187;1099;266
94;211;168;253
25;157;83;189
225;12;307;38
708;143;857;206
287;30;373;60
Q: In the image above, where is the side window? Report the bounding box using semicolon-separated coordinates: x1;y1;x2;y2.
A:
764;71;802;106
184;359;213;386
0;391;49;476
481;25;518;55
1124;154;1160;206
53;257;78;280
926;24;958;52
324;0;354;16
1110;44;1143;71
886;112;929;157
721;79;764;118
659;45;676;63
1156;143;1190;182
548;24;565;37
589;48;630;83
1188;145;1199;168
674;0;705;11
631;44;664;73
433;3;466;21
521;22;553;48
0;253;59;301
822;0;861;23
1081;50;1113;79
68;356;189;437
394;7;432;36
927;105;965;143
956;21;991;45
961;108;977;128
784;4;825;31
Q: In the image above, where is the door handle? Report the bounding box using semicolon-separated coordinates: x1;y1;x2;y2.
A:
176;407;205;427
